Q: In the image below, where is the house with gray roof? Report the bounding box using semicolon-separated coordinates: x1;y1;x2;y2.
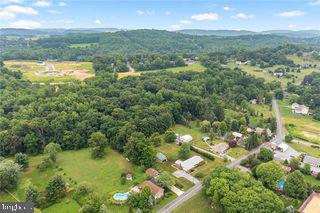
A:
303;155;320;168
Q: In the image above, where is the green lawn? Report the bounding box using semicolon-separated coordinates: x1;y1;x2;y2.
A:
0;148;146;212
173;191;213;213
118;63;206;79
304;175;320;186
289;143;320;158
279;100;320;144
226;147;248;159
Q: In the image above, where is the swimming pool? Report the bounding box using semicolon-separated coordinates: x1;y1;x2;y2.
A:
113;192;130;201
277;180;285;188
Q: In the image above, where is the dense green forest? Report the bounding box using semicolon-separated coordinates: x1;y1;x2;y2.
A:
0;60;273;161
1;30;319;61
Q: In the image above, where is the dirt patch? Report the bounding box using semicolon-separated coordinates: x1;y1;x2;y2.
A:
302;131;320;140
68;69;95;80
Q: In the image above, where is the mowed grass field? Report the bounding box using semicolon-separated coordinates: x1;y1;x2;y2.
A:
279;100;320;144
173;192;212;213
4;60;95;83
228;55;320;88
117;63;206;79
0;148;146;212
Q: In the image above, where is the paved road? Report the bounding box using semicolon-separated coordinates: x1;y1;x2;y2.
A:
158;183;203;213
158;99;283;213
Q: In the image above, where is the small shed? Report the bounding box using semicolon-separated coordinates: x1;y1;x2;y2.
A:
202;136;210;142
146;168;159;178
156;152;167;163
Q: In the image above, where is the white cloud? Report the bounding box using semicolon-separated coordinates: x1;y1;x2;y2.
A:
179;20;192;24
4;5;38;15
223;6;234;11
94;19;101;25
164;11;171;15
0;0;23;4
274;10;305;17
191;13;219;21
32;1;51;7
8;19;42;28
47;10;61;14
309;0;320;6
231;13;255;19
136;10;145;15
58;2;66;6
170;24;180;29
136;10;153;15
0;10;15;19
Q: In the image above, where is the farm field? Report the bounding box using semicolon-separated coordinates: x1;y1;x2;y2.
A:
279;100;320;145
118;63;206;79
4;60;95;83
228;55;320;88
0;148;146;212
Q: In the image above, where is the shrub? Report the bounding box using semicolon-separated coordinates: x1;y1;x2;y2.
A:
195;172;204;179
190;146;215;160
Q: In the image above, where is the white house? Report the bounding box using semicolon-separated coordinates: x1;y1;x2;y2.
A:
277;143;289;152
232;132;243;139
273;72;284;77
291;103;309;115
175;156;204;173
235;60;250;65
176;134;193;144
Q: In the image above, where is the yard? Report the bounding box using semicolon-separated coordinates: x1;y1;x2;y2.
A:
279;100;320;145
289;143;320;158
4;60;95;83
228;55;320;88
118;63;206;79
0;148;146;212
173;191;213;213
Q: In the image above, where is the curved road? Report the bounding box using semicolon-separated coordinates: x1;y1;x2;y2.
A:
158;99;284;213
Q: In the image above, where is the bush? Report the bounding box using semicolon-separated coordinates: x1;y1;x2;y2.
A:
175;182;183;189
195;172;204;179
14;153;29;169
317;172;320;180
190;146;215;160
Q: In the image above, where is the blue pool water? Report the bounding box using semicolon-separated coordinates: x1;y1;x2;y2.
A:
278;180;285;188
113;192;130;201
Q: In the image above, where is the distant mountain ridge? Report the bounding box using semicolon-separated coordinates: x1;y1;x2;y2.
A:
178;29;320;38
0;28;119;36
1;28;320;38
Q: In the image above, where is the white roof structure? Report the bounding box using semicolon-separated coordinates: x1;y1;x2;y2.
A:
177;156;204;172
303;155;320;167
291;103;309;115
176;134;193;143
291;103;300;109
210;143;229;154
232;132;243;138
278;143;289;152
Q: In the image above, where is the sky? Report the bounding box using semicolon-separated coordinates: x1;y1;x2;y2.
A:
0;0;319;31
